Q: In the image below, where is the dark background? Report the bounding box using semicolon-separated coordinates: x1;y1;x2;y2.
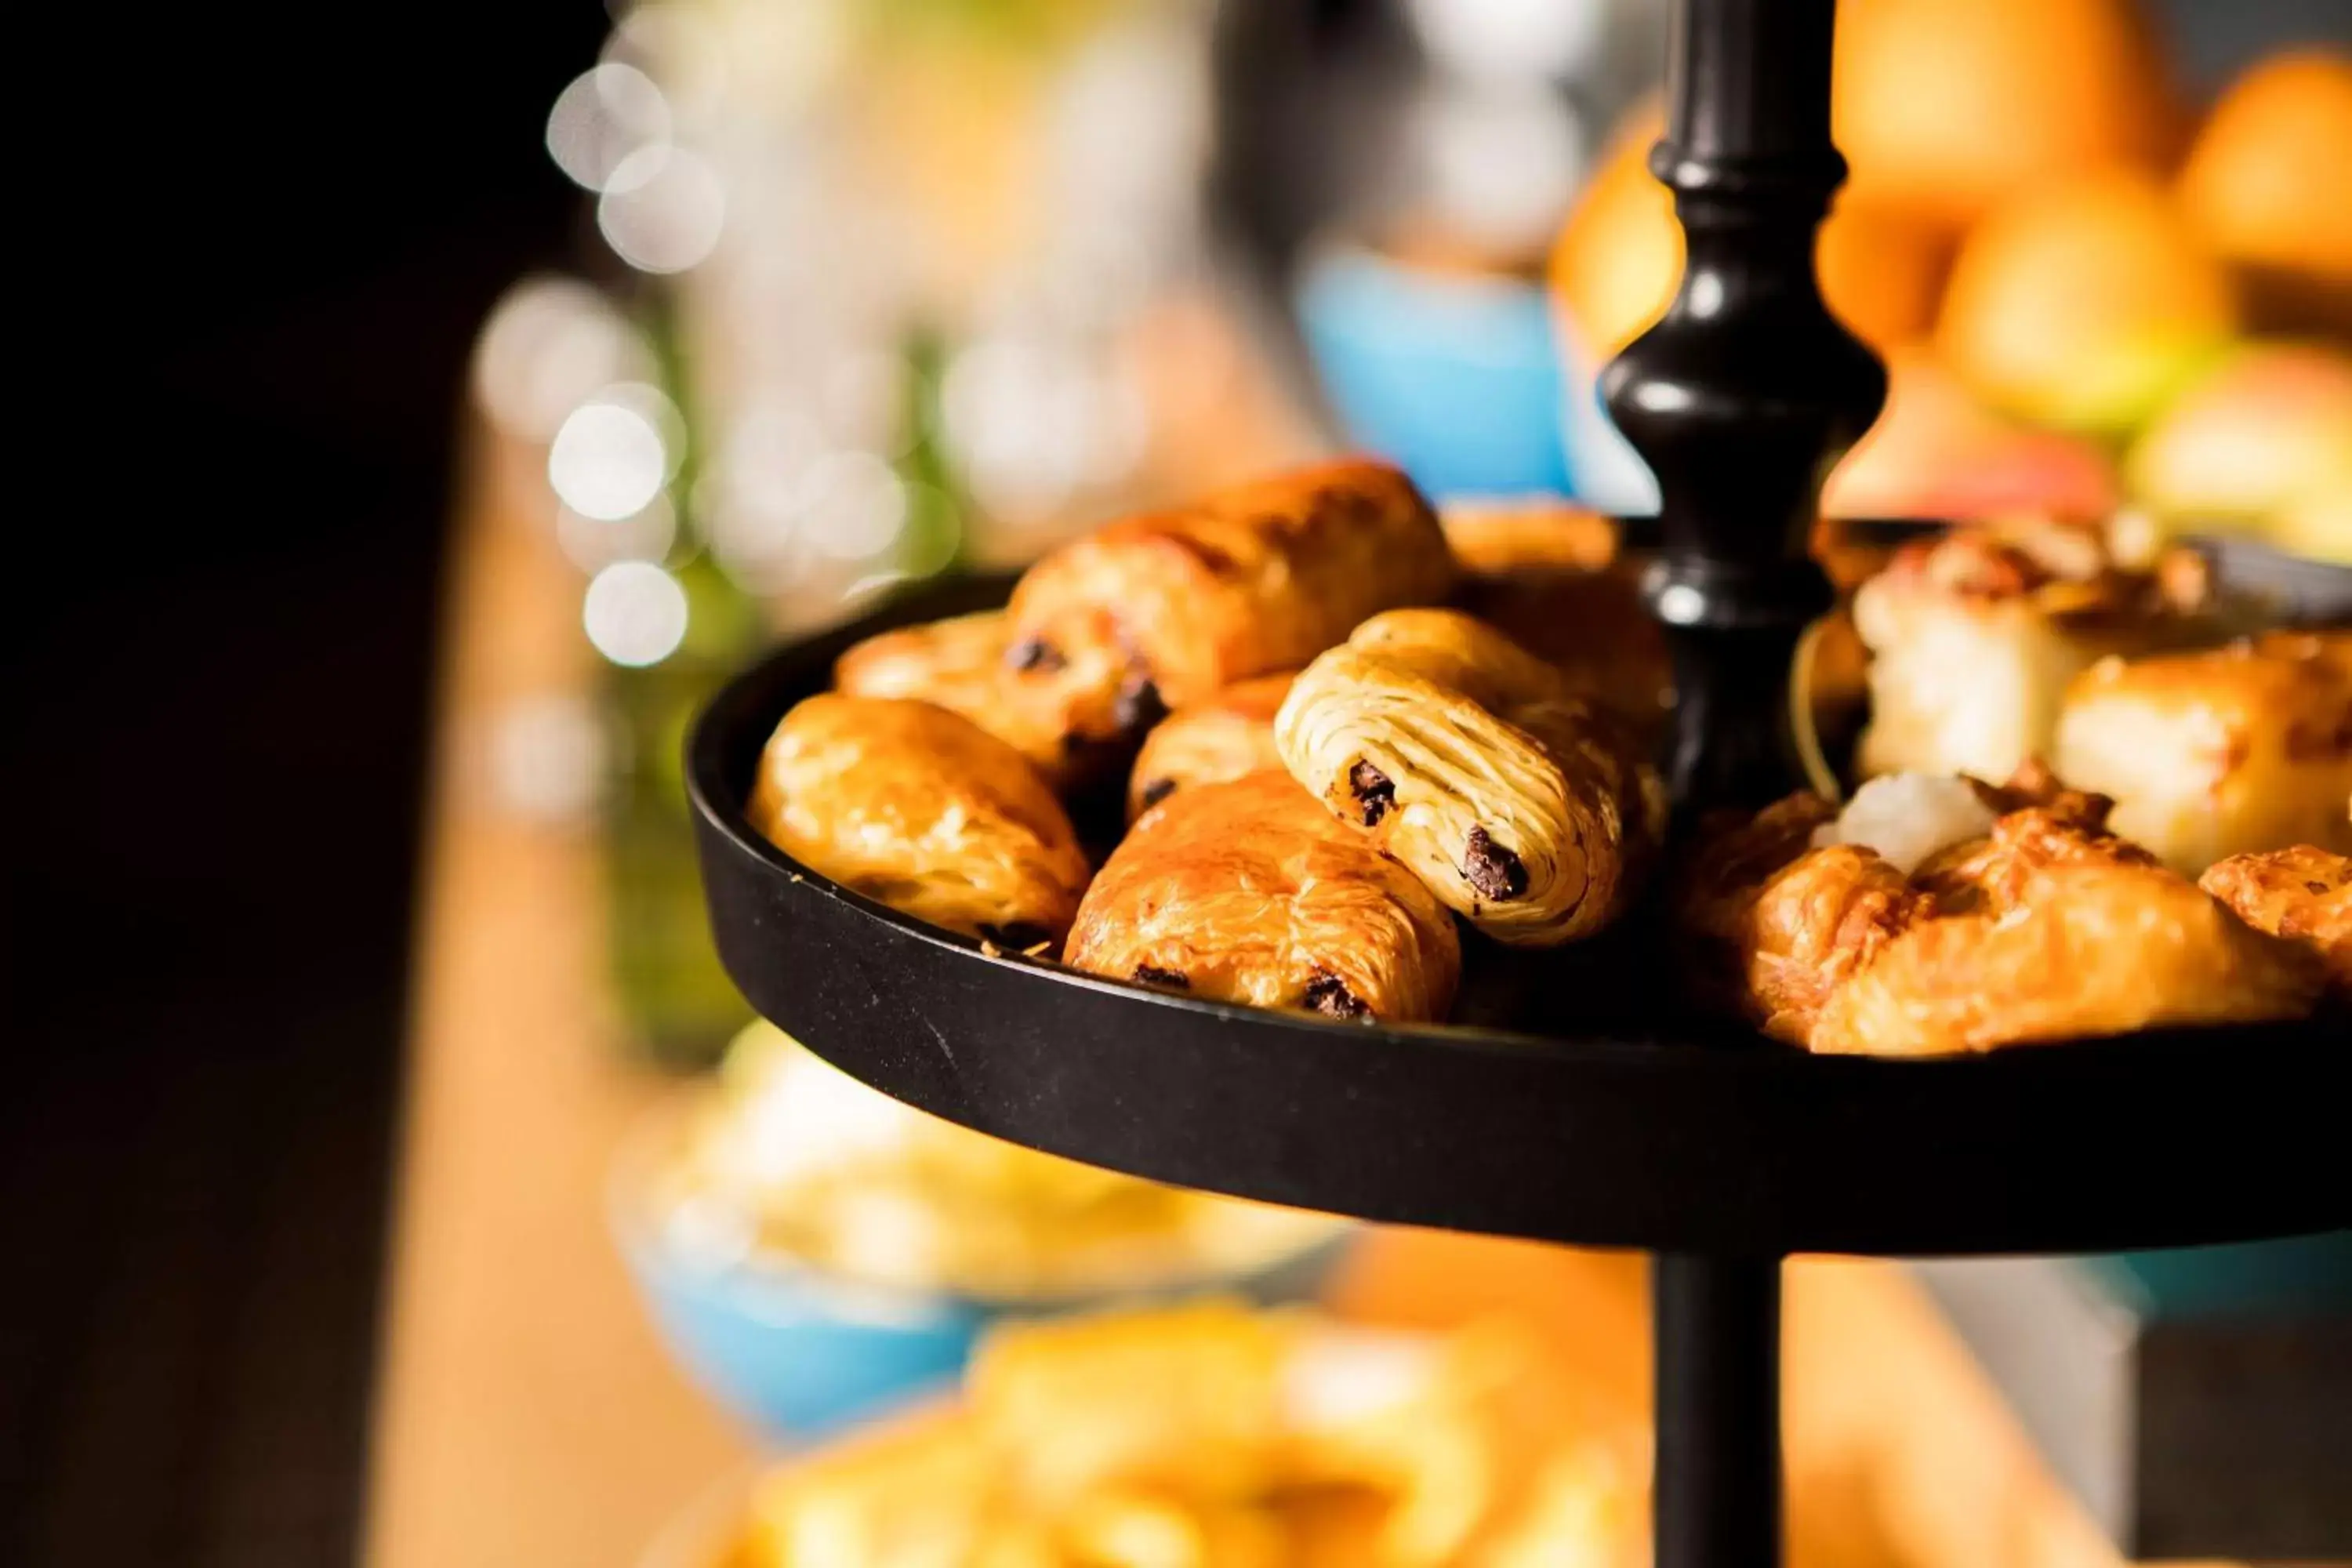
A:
1;2;2341;1566
3;5;604;1564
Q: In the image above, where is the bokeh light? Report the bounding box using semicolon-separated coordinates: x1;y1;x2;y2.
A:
546;64;673;194
471;278;649;441
550;397;670;521
583;561;690;667
597;147;727;274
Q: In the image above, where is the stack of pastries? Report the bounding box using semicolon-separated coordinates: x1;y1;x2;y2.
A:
744;459;2346;1055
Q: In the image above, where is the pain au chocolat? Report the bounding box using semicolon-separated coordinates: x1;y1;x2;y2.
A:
1067;771;1461;1024
1276;609;1664;947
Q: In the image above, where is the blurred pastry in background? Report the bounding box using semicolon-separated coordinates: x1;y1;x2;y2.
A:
835;609;1146;793
2199;844;2352;994
2053;633;2352;875
1279;611;1666;948
2176;49;2352;335
747;695;1091;949
664;1024;1342;1302
1069;771;1462;1024
2124;342;2352;560
1548;97;1947;365
1438;499;1618;577
728;1301;1645;1568
1127;673;1295;822
1830;0;2177;233
1934;168;2235;437
1822;348;2122;524
1007;458;1456;717
1853;520;2225;783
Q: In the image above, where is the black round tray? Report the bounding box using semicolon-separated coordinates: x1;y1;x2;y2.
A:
688;575;2347;1260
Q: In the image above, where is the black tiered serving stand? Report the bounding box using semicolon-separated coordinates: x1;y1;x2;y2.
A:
686;4;2348;1563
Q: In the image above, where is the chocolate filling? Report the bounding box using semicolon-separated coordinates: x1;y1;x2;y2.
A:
1301;972;1369;1018
1132;964;1190;989
1348;760;1395;826
1461;826;1527;901
2309;880;2332;895
1005;637;1065;673
1112;672;1167;735
978;921;1050;950
1138;777;1178;811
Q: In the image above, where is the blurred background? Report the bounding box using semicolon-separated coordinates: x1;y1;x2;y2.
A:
4;1;2346;1565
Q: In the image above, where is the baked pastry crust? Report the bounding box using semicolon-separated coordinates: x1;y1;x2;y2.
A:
1676;793;1930;1044
1065;771;1461;1023
1438;499;1618;576
1853;520;2227;782
833;609;1145;792
1007;458;1456;713
1682;775;2325;1054
2054;631;2352;875
1125;673;1294;822
746;695;1092;948
2201;844;2352;993
1276;609;1665;947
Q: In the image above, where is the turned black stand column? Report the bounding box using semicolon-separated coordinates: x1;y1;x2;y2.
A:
1601;1;1887;1564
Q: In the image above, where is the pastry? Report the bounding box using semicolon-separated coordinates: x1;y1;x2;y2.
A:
1675;788;1933;1045
1438;499;1619;576
1815;817;2323;1055
1276;609;1666;947
1066;771;1461;1023
746;695;1091;948
1682;769;2325;1053
2201;844;2352;993
1006;458;1457;716
833;608;1143;792
2053;631;2352;875
1853;518;2229;782
1125;673;1295;822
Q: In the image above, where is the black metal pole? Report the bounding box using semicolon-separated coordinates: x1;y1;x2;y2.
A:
1600;2;1880;1566
1654;1255;1784;1568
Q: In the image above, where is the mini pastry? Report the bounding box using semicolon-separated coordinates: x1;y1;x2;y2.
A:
746;695;1091;949
2053;632;2352;875
2201;844;2352;993
1277;609;1666;947
1007;458;1456;715
1125;673;1294;822
1853;519;2230;782
1682;770;2326;1053
1814;816;2323;1055
1066;771;1461;1023
1675;787;1933;1044
1439;499;1619;576
833;609;1142;791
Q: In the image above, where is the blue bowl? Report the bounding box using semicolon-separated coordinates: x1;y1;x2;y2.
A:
1296;245;1573;503
612;1095;1353;1442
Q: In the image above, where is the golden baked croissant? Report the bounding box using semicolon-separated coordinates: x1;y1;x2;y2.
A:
2200;844;2352;993
1276;609;1666;947
1065;771;1461;1023
1853;519;2229;782
2054;631;2352;875
1006;458;1456;717
746;695;1092;949
1125;673;1294;822
833;609;1146;792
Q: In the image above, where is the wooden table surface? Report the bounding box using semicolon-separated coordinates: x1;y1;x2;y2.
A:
360;430;2213;1568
